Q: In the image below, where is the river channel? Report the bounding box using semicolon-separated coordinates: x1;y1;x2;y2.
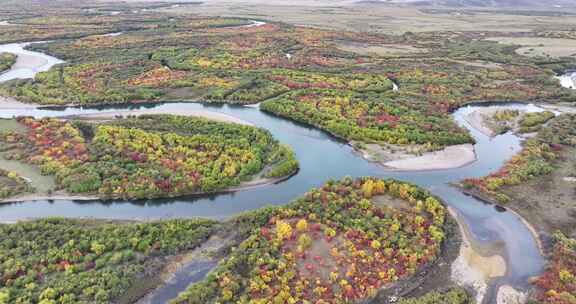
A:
0;40;556;303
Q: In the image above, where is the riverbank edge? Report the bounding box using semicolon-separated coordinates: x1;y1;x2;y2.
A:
1;97;563;174
1;186;465;304
1;89;562;110
0;169;298;205
259;102;481;172
131;221;247;304
65;108;255;126
455;184;546;256
259;98;573;172
0;217;222;304
463;107;498;137
453;99;572;256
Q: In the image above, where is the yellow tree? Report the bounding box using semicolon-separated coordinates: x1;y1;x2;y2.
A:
276;220;293;240
361;180;374;198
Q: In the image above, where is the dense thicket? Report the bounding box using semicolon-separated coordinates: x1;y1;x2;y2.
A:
0;218;216;304
261;89;474;146
172;177;448;303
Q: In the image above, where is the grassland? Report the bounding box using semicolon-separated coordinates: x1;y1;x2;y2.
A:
487;37;576;58
163;2;576;34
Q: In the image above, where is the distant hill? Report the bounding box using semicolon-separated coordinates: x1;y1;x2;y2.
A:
355;0;576;9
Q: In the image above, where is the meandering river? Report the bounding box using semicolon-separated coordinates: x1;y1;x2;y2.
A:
0;42;551;303
557;70;576;89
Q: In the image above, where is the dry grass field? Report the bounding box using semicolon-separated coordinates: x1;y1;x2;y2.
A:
335;41;427;56
150;1;576;34
487;37;576;58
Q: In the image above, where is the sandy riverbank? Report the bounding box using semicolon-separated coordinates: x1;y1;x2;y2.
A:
539;103;576;114
0;173;291;205
1;193;98;204
0;42;64;83
68;108;254;126
12;53;48;70
355;141;476;172
464;108;500;137
0;96;37;109
555;72;576;89
463;103;567;139
497;285;528;304
381;144;476;171
449;208;507;304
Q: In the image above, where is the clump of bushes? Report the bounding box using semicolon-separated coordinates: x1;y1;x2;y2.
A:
0;52;16;73
519;111;555;133
398;288;474;304
533;232;576;304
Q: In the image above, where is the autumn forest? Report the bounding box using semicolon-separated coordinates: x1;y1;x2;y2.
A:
0;1;576;304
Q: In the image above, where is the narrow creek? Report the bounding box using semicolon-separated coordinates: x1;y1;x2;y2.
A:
0;41;558;303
